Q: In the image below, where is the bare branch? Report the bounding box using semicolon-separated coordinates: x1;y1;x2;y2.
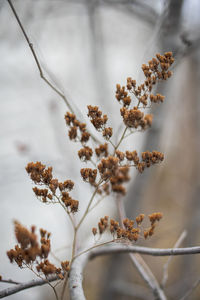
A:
68;254;88;300
0;274;61;299
0;279;21;285
90;244;200;258
179;277;200;300
129;253;166;300
61;242;200;300
161;230;187;289
6;0;100;145
6;0;73;111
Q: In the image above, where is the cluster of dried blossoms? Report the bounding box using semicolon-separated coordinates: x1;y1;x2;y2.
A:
87;105;113;139
26;162;79;213
65;112;90;143
92;213;163;242
63;52;174;197
117;52;174;107
7;222;69;279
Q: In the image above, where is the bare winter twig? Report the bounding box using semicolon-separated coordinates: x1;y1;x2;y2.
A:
90;244;200;259
68;254;88;300
129;253;166;300
161;230;187;289
0;274;61;299
179;277;200;300
6;0;100;145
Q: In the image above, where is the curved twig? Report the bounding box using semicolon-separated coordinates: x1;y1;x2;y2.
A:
6;0;100;145
0;274;61;299
0;279;21;285
90;244;200;259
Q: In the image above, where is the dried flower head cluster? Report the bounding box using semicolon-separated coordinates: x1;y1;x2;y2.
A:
95;143;108;157
116;52;174;107
118;149;164;173
120;107;153;129
116;52;174;131
87;105;113;140
78;146;93;161
65;53;174;196
7;222;69;279
26;162;79;213
79;148;164;196
65;112;90;143
143;212;163;239
80;168;97;186
98;157;130;195
80;148;164;197
92;213;163;242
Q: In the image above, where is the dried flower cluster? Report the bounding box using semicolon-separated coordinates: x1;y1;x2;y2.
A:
79;149;164;196
7;222;69;279
80;148;164;196
116;52;174;107
143;212;163;239
120;107;153;129
80;168;97;186
65;53;173;196
26;162;79;213
87;105;113;140
116;52;174;131
92;213;163;242
95;143;108;158
78;146;93;161
65;112;90;143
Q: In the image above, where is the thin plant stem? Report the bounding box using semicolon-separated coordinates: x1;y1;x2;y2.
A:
179;277;200;300
108;139;116;149
61;227;78;300
50;251;62;264
73;239;115;261
55;194;76;230
61;270;69;300
0;279;21;285
7;0;100;145
24;263;59;300
6;0;72;110
88;194;107;213
114;127;128;153
76;178;103;230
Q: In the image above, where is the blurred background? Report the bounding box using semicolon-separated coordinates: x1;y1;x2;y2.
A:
1;0;200;299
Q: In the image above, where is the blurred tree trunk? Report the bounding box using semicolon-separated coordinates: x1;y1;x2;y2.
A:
99;1;185;299
176;50;200;295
